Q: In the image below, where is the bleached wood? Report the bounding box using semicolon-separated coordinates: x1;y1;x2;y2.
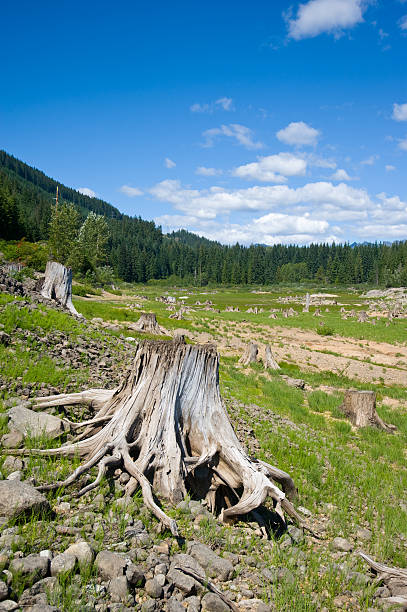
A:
340;390;395;432
41;261;80;316
263;345;280;370
10;339;301;535
133;312;166;334
239;342;258;365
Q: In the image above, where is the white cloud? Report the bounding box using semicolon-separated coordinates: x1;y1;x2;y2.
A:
360;154;379;166
190;103;211;113
399;136;407;151
393;103;407;121
195;166;223;176
399;15;407;30
149;179;373;219
287;0;365;40
202;124;263;149
276;121;320;146
385;165;396;172
78;187;97;198
164;157;176;168
215;97;234;111
232;153;307;182
119;185;143;197
190;97;234;113
330;168;353;181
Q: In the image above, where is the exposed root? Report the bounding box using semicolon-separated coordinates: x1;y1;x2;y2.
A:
7;339;305;537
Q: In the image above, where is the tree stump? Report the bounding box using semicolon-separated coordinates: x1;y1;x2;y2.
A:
263;346;280;370
41;261;80;316
8;339;299;535
340;390;395;432
239;342;258;365
303;293;310;313
133;312;166;334
357;310;369;323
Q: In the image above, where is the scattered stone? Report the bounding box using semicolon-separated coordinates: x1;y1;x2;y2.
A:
9;554;49;586
108;575;130;603
64;541;94;566
187;542;233;581
8;405;69;439
0;582;8;602
332;537;352;552
50;553;76;577
239;599;272;612
356;526;372;541
1;430;23;448
95;550;127;580
126;563;145;587
0;601;19;611
166;599;185;612
2;456;23;474
145;578;163;599
201;592;229;611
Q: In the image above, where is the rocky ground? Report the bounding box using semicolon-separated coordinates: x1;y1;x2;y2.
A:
0;269;406;611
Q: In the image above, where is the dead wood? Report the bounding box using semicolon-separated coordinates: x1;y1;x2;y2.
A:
41;261;80;316
263;345;280;370
357;310;369;323
8;339;300;536
359;552;407;581
133;312;166;334
313;308;321;317
239;342;258;365
340;390;396;432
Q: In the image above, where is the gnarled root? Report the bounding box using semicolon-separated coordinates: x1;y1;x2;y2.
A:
8;339;304;537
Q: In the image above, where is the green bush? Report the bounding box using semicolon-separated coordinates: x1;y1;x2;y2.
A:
316;325;334;336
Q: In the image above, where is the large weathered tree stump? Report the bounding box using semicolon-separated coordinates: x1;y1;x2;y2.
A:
340;390;395;432
8;340;300;535
41;261;80;316
239;342;258;365
263;346;280;370
133;312;166;334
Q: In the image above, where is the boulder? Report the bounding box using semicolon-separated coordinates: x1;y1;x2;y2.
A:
95;550;127;580
201;592;229;611
9;554;49;586
50;553;76;577
8;406;69;439
0;481;50;519
64;541;94;566
187;542;233;581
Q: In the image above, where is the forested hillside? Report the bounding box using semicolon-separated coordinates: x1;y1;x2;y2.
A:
1;150;407;286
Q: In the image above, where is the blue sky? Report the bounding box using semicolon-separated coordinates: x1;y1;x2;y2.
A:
2;0;407;245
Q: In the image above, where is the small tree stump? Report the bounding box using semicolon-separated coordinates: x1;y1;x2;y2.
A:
357;310;369;323
263;346;280;370
41;261;80;316
239;342;258;365
340;390;395;432
133;312;166;334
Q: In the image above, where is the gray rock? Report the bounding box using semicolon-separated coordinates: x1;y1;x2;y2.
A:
1;431;23;448
388;579;407;598
8;405;69;439
64;541;94;566
167;568;197;596
379;596;407;610
332;537;352;552
356;526;372;541
50;553;76;576
0;480;50;519
95;550;127;580
0;581;8;602
187;542;233;581
155;573;166;587
10;554;49;586
141;599;157;612
239;600;272;612
126;563;145;586
166;599;185;612
145;578;163;599
0;530;25;551
201;592;229;612
2;456;23;474
185;595;201;612
108;575;130;603
25;606;60;612
6;471;22;481
287;525;304;544
0;602;19;611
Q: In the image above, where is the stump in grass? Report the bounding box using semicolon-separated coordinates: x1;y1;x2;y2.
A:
357;310;369;323
239;342;258;366
41;261;80;316
133;312;165;334
9;339;300;535
340;390;396;432
263;346;280;370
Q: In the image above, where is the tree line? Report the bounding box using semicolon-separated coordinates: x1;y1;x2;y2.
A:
1;149;407;287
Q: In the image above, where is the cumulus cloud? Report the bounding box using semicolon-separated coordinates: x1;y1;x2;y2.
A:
190;97;234;113
232;153;307;182
164;157;176;168
393;103;407;121
385;165;396;172
151;178;407;244
119;185;143;197
330;168;353;181
202;124;263;149
399;15;407;30
276;121;320;146
360;154;379;166
399;136;407;151
195;166;223;176
287;0;365;40
78;187;97;198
